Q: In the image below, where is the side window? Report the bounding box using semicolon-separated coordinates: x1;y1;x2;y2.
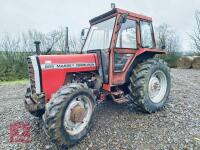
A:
140;21;154;48
116;19;137;49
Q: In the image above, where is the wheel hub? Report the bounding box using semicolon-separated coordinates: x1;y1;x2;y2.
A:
63;95;93;135
150;77;161;93
148;70;167;103
70;104;86;123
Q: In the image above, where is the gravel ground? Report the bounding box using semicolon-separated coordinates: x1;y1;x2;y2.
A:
0;69;200;150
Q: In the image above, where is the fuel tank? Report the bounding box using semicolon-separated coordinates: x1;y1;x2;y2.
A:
38;53;99;101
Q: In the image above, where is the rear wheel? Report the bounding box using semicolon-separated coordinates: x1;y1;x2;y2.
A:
130;58;171;113
43;83;96;148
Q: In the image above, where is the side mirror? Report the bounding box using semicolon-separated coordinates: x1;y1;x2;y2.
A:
81;28;89;40
120;14;128;24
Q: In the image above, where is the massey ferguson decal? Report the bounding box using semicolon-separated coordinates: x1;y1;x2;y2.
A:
41;63;96;70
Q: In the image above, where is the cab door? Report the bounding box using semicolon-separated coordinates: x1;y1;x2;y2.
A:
112;19;138;85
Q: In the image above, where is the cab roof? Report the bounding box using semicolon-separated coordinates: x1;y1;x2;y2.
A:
90;8;152;24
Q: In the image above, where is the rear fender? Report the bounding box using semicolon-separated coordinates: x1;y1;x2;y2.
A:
125;49;165;83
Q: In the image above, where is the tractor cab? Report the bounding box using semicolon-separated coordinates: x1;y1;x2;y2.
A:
82;8;164;90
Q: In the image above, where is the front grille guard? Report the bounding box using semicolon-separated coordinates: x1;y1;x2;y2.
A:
27;57;36;95
27;56;42;95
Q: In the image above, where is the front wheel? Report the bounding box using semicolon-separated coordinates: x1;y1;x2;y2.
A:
43;83;96;148
130;58;171;113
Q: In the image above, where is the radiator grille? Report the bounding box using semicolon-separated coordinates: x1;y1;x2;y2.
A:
27;58;36;94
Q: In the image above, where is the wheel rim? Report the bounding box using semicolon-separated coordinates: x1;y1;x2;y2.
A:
64;95;93;135
148;70;167;103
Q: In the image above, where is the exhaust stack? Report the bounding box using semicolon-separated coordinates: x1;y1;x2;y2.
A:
34;41;41;55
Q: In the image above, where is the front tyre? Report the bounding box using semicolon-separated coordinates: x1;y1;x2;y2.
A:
43;83;96;148
130;58;171;113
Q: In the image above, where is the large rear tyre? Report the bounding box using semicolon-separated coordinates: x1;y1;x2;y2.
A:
130;58;171;113
43;83;96;148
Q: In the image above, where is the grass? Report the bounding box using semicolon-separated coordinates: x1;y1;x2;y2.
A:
158;54;180;68
0;79;28;85
0;51;29;81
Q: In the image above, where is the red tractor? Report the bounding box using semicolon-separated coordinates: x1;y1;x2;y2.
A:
25;8;171;147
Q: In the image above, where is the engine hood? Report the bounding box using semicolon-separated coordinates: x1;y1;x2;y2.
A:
38;53;98;72
29;53;98;100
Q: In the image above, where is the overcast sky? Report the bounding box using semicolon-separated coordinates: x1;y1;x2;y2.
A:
0;0;200;51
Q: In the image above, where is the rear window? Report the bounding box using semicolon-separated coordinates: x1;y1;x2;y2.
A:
140;21;154;48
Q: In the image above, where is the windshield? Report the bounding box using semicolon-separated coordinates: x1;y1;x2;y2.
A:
82;17;116;51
